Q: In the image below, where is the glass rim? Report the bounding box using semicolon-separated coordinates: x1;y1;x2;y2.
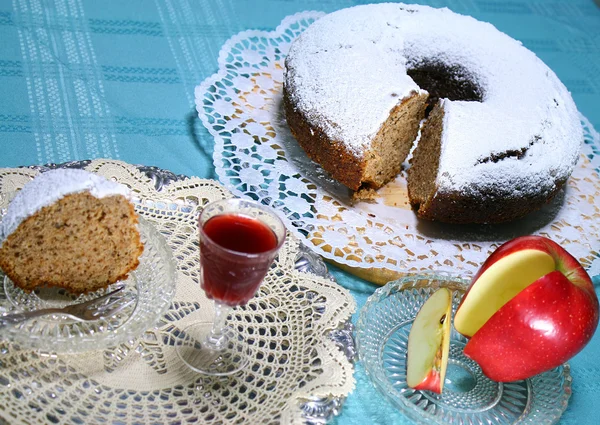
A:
198;198;287;258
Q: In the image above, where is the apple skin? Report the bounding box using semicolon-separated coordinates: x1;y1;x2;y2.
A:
464;270;599;382
456;236;598;338
413;370;442;393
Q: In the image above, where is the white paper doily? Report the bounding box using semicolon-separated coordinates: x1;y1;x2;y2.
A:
0;159;356;425
196;11;600;283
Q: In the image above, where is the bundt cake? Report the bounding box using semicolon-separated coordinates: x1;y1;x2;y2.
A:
283;3;582;224
0;169;143;294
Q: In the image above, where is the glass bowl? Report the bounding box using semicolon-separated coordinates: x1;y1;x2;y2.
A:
0;217;177;353
356;272;572;425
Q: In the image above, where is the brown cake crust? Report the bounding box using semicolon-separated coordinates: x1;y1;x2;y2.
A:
408;104;567;224
0;192;143;294
283;85;367;191
414;187;566;224
284;85;428;192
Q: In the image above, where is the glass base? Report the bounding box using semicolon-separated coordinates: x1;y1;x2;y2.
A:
175;322;250;376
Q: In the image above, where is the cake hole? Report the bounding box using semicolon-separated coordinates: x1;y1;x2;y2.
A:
407;60;484;114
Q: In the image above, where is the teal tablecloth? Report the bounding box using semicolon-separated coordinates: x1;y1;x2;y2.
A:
1;0;599;424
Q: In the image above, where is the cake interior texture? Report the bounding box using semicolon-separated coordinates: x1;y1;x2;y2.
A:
284;85;428;193
407;102;444;211
0;192;143;294
361;61;484;199
361;92;428;191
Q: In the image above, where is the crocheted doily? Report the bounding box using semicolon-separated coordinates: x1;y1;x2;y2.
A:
196;11;600;284
0;159;356;425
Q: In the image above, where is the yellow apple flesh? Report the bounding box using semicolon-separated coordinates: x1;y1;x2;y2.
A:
406;287;452;393
454;249;555;337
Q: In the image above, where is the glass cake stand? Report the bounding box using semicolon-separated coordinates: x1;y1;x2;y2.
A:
356;272;572;425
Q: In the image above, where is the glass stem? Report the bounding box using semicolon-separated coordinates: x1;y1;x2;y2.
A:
205;301;232;350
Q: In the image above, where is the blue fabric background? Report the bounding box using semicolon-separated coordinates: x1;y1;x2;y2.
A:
0;0;599;423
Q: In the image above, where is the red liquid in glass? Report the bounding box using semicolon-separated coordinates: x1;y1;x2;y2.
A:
200;213;279;306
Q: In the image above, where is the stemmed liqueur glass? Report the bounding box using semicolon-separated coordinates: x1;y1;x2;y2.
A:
175;198;286;375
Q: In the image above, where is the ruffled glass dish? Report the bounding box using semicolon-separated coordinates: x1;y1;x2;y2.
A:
356;272;572;425
0;217;177;353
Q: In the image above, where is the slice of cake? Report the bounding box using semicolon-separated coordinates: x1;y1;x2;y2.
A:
0;169;144;294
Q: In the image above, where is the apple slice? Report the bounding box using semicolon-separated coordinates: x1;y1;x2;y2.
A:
455;235;599;382
406;287;452;393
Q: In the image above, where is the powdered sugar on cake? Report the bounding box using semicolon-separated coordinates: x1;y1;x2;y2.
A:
284;5;423;154
285;3;582;196
0;169;131;240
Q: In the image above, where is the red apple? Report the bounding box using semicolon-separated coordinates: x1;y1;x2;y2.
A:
406;287;452;393
455;235;599;382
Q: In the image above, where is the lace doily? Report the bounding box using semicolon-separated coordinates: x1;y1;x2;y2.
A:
196;11;600;283
0;159;356;425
